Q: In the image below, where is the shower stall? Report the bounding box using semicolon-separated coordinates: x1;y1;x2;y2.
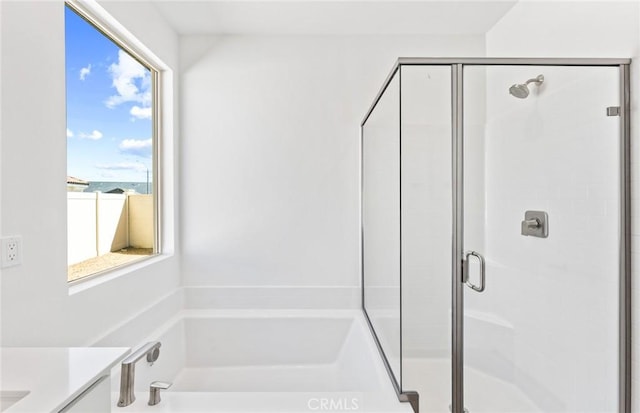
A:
361;59;630;413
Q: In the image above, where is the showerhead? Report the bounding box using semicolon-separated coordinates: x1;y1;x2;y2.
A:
509;84;530;99
509;74;544;99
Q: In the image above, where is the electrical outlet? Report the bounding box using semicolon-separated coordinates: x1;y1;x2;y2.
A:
1;236;22;268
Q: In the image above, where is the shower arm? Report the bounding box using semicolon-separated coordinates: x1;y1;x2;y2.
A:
524;75;544;86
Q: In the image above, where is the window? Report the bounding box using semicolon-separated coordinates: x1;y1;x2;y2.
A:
65;3;159;282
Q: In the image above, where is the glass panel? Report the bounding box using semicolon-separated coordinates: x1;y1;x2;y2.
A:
462;65;620;412
362;72;401;385
399;65;452;413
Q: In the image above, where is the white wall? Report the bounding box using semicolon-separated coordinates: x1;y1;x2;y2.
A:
485;1;638;411
0;0;180;346
97;193;128;254
68;193;100;264
180;34;485;289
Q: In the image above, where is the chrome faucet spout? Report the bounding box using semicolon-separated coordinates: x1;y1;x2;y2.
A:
117;341;162;407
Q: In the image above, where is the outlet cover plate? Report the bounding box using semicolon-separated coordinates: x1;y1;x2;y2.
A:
1;236;22;268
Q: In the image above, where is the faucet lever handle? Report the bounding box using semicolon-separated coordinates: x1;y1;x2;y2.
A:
149;381;172;406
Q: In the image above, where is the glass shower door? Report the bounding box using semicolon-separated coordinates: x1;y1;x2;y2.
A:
461;65;622;413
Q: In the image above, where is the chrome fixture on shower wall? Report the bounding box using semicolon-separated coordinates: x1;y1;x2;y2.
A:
509;74;544;98
521;210;548;238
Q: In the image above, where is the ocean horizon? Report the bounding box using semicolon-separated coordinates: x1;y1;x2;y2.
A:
84;181;152;195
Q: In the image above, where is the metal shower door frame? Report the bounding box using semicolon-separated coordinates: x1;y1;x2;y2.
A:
360;58;631;413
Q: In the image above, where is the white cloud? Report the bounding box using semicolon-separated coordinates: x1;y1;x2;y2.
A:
119;138;152;157
79;130;103;140
95;162;146;172
66;128;73;138
79;64;91;81
130;105;152;120
105;50;151;109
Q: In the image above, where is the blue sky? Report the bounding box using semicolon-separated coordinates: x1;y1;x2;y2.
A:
65;6;152;183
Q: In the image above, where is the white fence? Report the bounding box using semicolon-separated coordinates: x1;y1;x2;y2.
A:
67;193;153;265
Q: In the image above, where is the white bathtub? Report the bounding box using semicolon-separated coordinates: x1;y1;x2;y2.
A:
112;309;412;413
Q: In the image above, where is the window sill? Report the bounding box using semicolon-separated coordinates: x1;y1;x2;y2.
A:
68;253;173;296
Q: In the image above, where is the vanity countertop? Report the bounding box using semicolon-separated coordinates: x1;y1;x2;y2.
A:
1;347;130;413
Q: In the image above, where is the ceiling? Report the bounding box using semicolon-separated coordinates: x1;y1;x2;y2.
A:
152;1;518;35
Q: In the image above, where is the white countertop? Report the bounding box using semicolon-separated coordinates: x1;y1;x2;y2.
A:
1;347;130;413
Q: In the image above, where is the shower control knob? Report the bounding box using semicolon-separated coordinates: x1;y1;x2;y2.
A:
521;211;548;238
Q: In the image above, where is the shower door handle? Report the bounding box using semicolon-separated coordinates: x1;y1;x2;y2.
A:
463;251;485;293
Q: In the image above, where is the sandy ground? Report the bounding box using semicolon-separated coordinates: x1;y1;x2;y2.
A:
68;248;154;282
